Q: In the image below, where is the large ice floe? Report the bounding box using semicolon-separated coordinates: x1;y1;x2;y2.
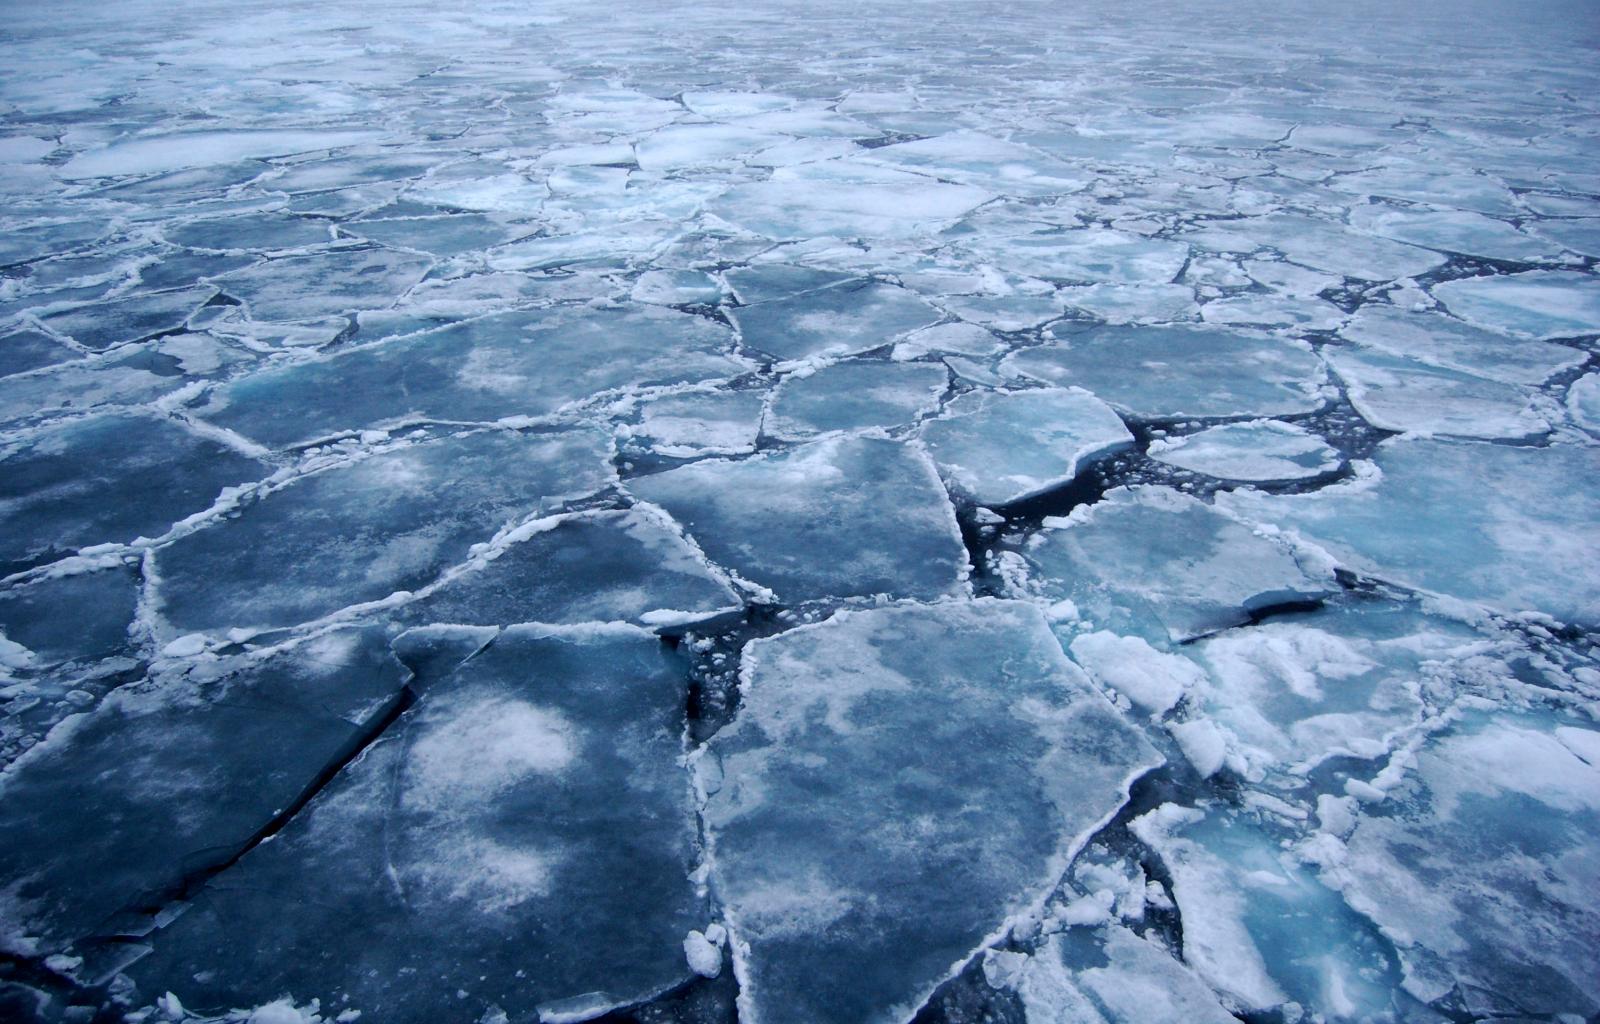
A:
1;1;1598;1022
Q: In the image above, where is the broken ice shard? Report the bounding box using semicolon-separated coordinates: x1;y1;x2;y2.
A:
697;600;1159;1024
1147;420;1339;482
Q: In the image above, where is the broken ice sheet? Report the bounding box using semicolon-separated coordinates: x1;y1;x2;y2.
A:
1431;270;1600;340
196;305;744;448
919;387;1132;506
1325;712;1600;1017
1324;347;1550;441
728;279;941;363
1218;438;1600;626
152;428;614;635
130;624;701;1022
405;507;740;631
1020;487;1334;645
710;161;992;240
627;436;967;604
697;600;1159;1024
1002;325;1325;420
0;626;409;955
0;412;270;567
1148;420;1340;482
213;247;432;320
764;360;947;441
37;286;215;352
1339;304;1585;386
1131;803;1402;1020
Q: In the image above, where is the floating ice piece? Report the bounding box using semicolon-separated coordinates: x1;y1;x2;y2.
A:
407;173;547;213
59;129;385;179
153;429;613;633
1569;372;1600;435
165;213;332;254
861;131;1086;195
1531;217;1600;259
891;322;1005;361
1148;420;1339;481
214;248;432;320
345;213;531;257
712;162;991;239
953;228;1190;286
1218;438;1600;625
1339;305;1584;386
1432;270;1600;339
0;413;269;566
1325;347;1548;440
1022;487;1333;644
409;509;739;631
0;626;409;953
634;124;790;170
198;306;742;448
631;269;723;306
1330;713;1600;1017
724;264;857;305
38;286;215;351
700;600;1159;1024
628;437;965;604
0;349;188;427
1351;205;1561;263
1131;804;1400;1019
765;360;947;440
1001;924;1237;1024
1003;326;1324;420
681;92;794;117
130;625;702;1023
0;330;77;379
632;388;765;456
0;564;138;670
1199;291;1345;331
920;388;1131;506
1333;167;1520;217
1190;601;1480;773
1231;214;1446;281
730;279;940;363
1062;282;1198;323
263;152;444;193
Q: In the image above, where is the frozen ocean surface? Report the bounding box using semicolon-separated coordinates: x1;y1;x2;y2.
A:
0;0;1597;1022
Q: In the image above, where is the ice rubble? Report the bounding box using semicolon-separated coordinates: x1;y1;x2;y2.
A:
919;388;1133;506
153;429;614;634
1003;326;1325;420
697;600;1159;1024
1148;420;1340;482
130;625;704;1024
627;437;967;604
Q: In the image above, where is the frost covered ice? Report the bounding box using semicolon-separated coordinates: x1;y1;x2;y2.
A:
1;0;1598;1021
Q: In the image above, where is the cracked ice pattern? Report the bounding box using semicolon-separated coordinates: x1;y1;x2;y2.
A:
0;1;1598;1023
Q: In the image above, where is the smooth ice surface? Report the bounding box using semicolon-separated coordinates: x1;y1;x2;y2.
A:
1328;713;1600;1016
1022;487;1334;644
699;600;1159;1024
630;388;767;456
1432;270;1600;340
154;429;614;633
765;360;947;441
1003;327;1324;420
920;388;1133;506
1325;347;1549;440
1148;420;1339;482
0;413;270;567
213;248;432;321
131;625;703;1023
628;437;966;604
1220;438;1600;625
408;508;739;630
0;627;407;954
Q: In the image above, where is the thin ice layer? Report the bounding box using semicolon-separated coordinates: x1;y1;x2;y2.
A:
153;429;614;634
1328;713;1600;1017
1431;270;1600;340
627;436;966;604
1218;438;1600;626
1022;487;1333;644
1003;326;1324;420
0;626;408;955
764;360;948;440
729;280;941;363
1325;347;1548;441
919;388;1133;505
130;624;703;1024
1339;305;1584;386
700;600;1159;1024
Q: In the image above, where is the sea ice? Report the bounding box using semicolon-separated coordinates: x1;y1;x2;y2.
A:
764;360;947;440
698;600;1159;1024
1325;347;1549;440
1148;420;1340;481
630;388;766;456
213;248;432;320
1432;270;1600;340
1339;305;1585;386
728;280;941;363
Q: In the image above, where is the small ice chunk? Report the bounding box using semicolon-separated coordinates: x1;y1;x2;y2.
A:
632;389;765;456
683;930;722;978
631;269;723;306
764;360;947;440
1326;347;1549;440
1068;632;1202;716
729;279;941;363
1432;270;1600;340
1148;420;1339;482
1340;304;1584;386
